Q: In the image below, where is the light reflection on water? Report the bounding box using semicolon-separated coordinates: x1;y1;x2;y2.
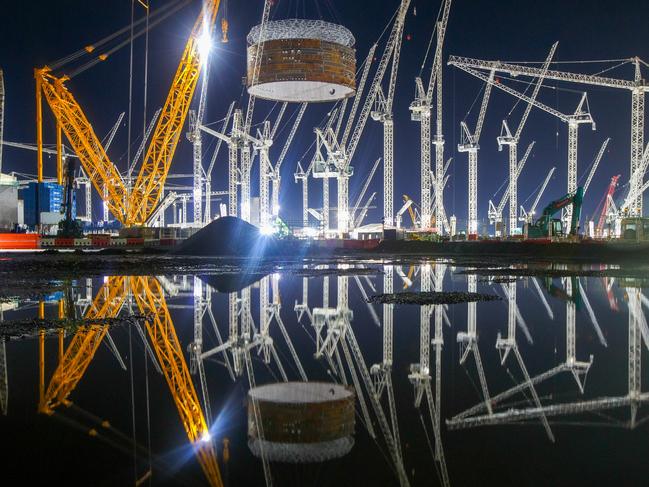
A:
0;259;648;486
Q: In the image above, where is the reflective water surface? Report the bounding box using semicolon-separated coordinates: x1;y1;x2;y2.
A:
0;259;647;486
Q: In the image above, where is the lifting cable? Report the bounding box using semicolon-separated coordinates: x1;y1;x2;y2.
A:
49;0;187;73
64;0;192;79
418;1;444;77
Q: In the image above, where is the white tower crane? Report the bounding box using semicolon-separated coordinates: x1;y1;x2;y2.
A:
187;41;212;225
488;141;535;236
200;108;244;218
449;54;649;216
497;43;556;235
458;72;494;235
204;102;234;223
454;65;600;231
319;0;410;236
370;5;408;228
271;103;307;219
410;0;452;232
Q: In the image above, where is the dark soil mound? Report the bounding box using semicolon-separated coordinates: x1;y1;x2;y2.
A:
173;216;278;257
199;272;267;293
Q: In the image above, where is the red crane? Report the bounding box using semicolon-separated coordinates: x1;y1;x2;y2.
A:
596;175;621;236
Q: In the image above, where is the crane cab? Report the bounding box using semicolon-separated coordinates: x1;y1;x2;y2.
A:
619;217;649;242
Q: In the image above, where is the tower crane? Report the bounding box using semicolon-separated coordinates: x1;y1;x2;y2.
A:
187;43;213;225
370;1;408;228
488;141;535;236
500;43;556;235
35;0;221;226
200;109;244;218
458;72;494;235
316;0;410;235
271;103;307;220
452;65;603;232
409;0;452;232
448;54;649;216
204;102;235;223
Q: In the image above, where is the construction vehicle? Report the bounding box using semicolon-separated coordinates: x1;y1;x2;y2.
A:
57;159;84;238
525;187;583;239
619;217;649;242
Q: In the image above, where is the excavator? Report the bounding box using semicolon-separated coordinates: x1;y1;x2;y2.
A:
35;0;221;227
525;187;583;239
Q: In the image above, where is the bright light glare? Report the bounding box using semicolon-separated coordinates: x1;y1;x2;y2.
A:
200;431;212;443
304;227;318;238
260;224;275;236
198;30;212;62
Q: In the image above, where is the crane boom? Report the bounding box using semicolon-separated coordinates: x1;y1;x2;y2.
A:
515;43;557;139
530;167;556;216
127;0;221;225
341;45;377;148
130;276;222;487
345;0;410;166
583;138;610;196
448;55;639;90
425;0;452;105
275;103;307;171
38;70;129;221
474;72;493;142
39;276;128;415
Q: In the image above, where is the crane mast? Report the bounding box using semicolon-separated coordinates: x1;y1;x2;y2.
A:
272;103;307;219
333;0;409;235
458;71;494;235
370;3;407;227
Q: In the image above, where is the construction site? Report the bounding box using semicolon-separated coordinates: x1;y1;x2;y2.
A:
0;0;648;253
0;0;648;486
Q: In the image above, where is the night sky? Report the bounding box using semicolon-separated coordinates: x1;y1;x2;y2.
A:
1;0;649;228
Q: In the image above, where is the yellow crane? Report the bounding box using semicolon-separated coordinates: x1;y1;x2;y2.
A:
35;0;221;226
39;276;128;414
39;275;223;487
130;276;223;487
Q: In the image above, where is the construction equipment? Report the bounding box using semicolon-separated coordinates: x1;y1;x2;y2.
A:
448;54;649;217
458;72;493;235
525;187;584;239
57;158;84;238
36;0;221;226
596;175;621;236
410;0;452;232
130;276;222;487
370;0;408;228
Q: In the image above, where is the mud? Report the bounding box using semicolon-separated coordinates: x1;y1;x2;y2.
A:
367;292;502;305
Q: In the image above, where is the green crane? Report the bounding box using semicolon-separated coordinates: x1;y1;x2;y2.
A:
526;187;583;239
